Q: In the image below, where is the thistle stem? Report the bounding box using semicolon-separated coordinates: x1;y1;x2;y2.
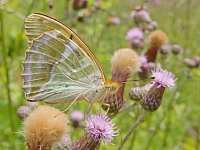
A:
0;9;15;131
117;110;147;150
111;102;138;118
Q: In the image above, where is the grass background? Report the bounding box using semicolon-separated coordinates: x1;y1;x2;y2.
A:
0;0;200;149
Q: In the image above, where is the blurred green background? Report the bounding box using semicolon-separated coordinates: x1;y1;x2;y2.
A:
0;0;200;149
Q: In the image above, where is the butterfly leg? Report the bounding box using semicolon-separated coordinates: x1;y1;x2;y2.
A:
81;94;93;114
54;93;82;117
103;103;111;115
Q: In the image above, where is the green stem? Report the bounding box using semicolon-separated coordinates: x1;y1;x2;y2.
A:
117;110;147;150
0;9;15;131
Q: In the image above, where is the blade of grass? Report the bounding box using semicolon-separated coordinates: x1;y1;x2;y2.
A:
0;8;15;132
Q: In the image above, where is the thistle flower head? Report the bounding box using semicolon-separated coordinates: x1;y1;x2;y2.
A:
17;105;31;120
23;106;68;150
171;44;183;54
71;110;84;122
152;68;175;88
85;114;117;144
107;16;121;26
126;27;143;42
149;30;168;48
133;9;151;23
111;48;140;76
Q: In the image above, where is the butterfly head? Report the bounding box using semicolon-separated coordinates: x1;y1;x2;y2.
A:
105;80;120;92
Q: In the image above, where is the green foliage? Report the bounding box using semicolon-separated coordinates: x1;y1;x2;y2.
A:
0;0;200;149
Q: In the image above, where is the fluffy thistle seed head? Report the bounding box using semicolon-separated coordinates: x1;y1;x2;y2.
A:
149;30;168;48
111;48;140;76
85;114;118;143
23;106;68;150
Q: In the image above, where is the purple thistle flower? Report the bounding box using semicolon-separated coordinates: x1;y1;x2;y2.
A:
71;110;84;122
126;27;143;42
151;68;175;88
85;114;117;144
137;10;151;22
71;110;84;128
141;68;175;111
140;55;149;68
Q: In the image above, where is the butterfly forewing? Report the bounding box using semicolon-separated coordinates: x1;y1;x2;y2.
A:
22;28;105;103
25;13;105;80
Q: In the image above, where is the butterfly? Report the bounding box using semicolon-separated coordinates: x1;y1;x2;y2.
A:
22;13;119;104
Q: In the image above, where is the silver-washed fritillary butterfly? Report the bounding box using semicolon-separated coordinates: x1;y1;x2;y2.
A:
22;13;118;104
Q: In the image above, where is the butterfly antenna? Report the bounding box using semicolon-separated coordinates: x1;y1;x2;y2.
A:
121;77;152;84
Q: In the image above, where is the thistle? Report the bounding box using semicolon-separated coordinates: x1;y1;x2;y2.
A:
129;83;153;101
23;106;68;150
102;48;140;114
53;134;72;150
107;15;120;26
145;30;168;62
132;8;151;25
126;27;144;49
71;114;117;150
73;0;88;10
141;68;175;111
17;105;31;120
160;44;171;55
171;44;183;54
138;55;150;79
17;102;38;120
70;110;84;128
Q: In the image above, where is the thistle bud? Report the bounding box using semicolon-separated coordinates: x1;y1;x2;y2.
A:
132;9;151;24
193;56;200;66
73;0;88;10
149;21;158;30
107;16;120;26
17;105;31;120
129;83;153;101
160;44;171;55
141;68;175;111
71;114;117;150
53;134;72;150
183;58;198;68
171;44;183;54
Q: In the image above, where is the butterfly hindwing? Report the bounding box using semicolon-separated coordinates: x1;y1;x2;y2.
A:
22;30;103;103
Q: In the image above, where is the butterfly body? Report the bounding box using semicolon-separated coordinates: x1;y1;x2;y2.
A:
22;13;119;104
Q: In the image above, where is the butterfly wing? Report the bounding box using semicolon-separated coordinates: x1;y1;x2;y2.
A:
22;14;105;103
